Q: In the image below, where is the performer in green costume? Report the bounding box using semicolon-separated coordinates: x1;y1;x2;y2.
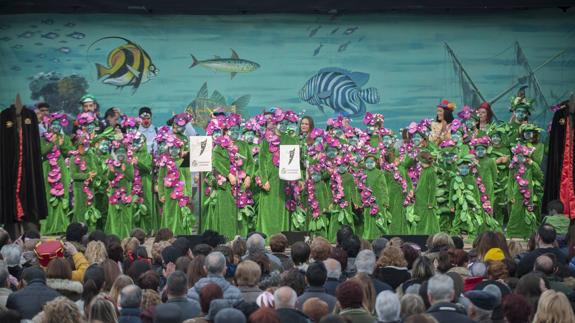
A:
104;144;134;238
487;123;512;225
362;155;390;239
412;151;440;235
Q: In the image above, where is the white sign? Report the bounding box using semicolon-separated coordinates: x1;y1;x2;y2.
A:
279;145;301;181
189;136;213;172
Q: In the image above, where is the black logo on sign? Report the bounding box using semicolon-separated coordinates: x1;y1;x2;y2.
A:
289;148;295;164
200;139;207;155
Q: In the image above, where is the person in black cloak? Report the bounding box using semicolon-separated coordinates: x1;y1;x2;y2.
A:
0;95;48;238
543;93;575;219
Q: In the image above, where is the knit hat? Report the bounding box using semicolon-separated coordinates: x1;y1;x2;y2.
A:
483;248;505;262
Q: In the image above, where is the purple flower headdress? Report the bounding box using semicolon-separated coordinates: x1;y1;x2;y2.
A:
155;126;171;144
226;113;242;127
244;117;260;132
165;133;184;148
76;112;96;126
120;115;139;128
457;105;473;120
270;107;285;124
470;136;491;147
283;110;299;123
46;113;69;127
310;128;325;140
206;115;228;135
407;120;429;137
450;119;463;133
363;112;384;127
173;112;192;127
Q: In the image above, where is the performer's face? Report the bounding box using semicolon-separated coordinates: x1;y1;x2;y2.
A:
326;147;338;159
436;108;445;121
173;124;184;134
82;101;96;112
116;148;127;162
444;152;456;164
277;120;288;133
140;116;152;128
458;163;470;176
311;172;321;183
243;131;255;143
50;121;62;133
514;108;528;122
365;158;377;170
451;132;461;142
337;165;347;174
367;126;376;134
477;108;489;123
169;146;179;158
333;128;344;137
98;140;110;154
229;126;241;140
412;134;423;146
523;131;535;141
86;123;96;134
212;129;222;139
353;152;362;163
314;137;323;146
491;134;502;146
475;146;487;158
383;135;393;147
300;118;311;134
348;136;359;146
287;123;298;136
158;142;167;154
465;119;476;130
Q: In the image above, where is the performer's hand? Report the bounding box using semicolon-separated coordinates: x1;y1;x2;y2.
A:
121;164;126;171
64;242;78;256
263;181;270;191
244;176;251;189
88;172;96;179
194;175;199;183
159;196;166;203
298;180;305;190
228;174;237;186
450;208;455;213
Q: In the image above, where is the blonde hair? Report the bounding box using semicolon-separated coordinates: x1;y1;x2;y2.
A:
235;260;261;286
85;241;108;265
88;294;118;323
122;237;140;256
42;296;83;323
151;241;171;264
141;289;161;311
377;246;408;268
310;237;332;261
507;240;524;259
533;290;575;323
431;233;455;250
109;275;134;306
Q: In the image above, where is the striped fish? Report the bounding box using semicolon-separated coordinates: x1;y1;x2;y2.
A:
299;67;380;118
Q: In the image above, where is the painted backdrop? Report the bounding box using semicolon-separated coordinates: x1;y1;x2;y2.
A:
0;10;574;131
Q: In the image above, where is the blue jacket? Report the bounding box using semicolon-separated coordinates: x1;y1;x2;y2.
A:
187;274;242;305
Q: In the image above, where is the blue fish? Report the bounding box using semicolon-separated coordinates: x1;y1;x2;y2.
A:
58;47;71;54
67;32;85;39
18;31;34;38
299;67;380;117
41;32;59;39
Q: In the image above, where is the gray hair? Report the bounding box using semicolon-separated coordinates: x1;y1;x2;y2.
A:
355;250;376;274
400;294;425;319
372;238;389;258
205;251;227;275
119;285;142;308
246;234;265;254
0;260;9;287
405;283;421;295
324;258;342;280
427;274;454;303
376;291;401;322
0;244;22;267
274;286;297;309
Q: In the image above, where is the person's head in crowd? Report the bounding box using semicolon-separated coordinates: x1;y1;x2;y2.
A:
360;239;372;251
532;289;575;323
451;236;464;249
205;251;227;276
376;290;400;323
176;255;192;273
400;294;426;319
403;314;440;323
85;240;108;265
141;288;161;311
0;228;11;249
412;256;435;281
80;264;106;312
516;272;549;312
187;254;206;288
503;293;532;323
319;314;349;323
154;303;182;323
447;248;468;267
23;228;41;240
306;261;328;287
486;260;509;280
235;260;261;287
122;237;140;257
336;280;364;309
137;270;160;291
193;243;213;257
199;283;223;314
166;270;188;298
88;229;107;243
215;245;234;265
88;294;118;323
214;308;246;323
1;244;22;268
291;241;310;266
246;233;266;255
151;240;170;265
127;259;152;282
274;286;297;309
65;222;87;243
42;296;83;323
311;237;332;261
172;237;192;256
336;225;354;247
533;254;556;276
464;290;497;322
46;257;72;280
232;237;247;262
109;275;134;307
104;107;120;128
476;231;510;259
427;274;454;305
100;258;121;291
247;251;271;277
372;237;389;258
280;268;306;295
303;297;328;322
378;246;408;269
547;199;564;215
446;272;464;301
235;301;259;321
20;266;46;285
130;228;146;245
155;228;174;243
507;240;524;259
324;258;342;281
248;307;280;323
119;284;142;309
342;234;361;258
430;233;455;251
36;101;51;118
401;243;420;270
269;233;289;254
469;261;487;278
201;230;226;248
390;237;404;248
527;233;537;252
106;239;124;263
356;249;377;275
162;246;181;269
329;245;348;270
537;224;557;247
351;273;376;313
0;261;10;288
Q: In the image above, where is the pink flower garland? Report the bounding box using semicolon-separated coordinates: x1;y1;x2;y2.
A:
69;150;95;206
306;175;321;219
264;129;281;167
352;170;379;215
470;163;493;214
163;157;190;207
106;158;132;205
510;143;536;212
382;161;413;206
43;133;65;197
214;135;254;209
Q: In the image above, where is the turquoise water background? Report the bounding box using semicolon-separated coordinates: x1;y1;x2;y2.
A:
0;10;574;131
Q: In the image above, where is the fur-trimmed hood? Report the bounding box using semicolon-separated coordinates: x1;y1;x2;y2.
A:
46;278;83;294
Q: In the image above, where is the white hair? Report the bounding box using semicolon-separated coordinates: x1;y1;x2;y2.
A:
376;291;401;322
0;244;22;267
246;234;265;254
355;250;376;274
324;258;342;279
274;286;297;309
428;274;454;303
205;251;226;274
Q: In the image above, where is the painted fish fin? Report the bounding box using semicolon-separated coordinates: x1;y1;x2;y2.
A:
358;87;380;104
210;90;226;104
231;95;251;109
189;54;200;68
126;64;141;78
230;72;237;79
197;82;209;98
317;90;331;99
95;63;110;79
231;49;239;59
317;104;326;114
349;72;370;87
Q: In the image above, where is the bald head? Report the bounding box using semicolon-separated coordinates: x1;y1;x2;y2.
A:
274;286;297;309
324;258;342;279
534;255;554;275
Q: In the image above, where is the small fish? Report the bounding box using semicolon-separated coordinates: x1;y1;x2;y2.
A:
18;31;34;38
64;22;76;27
313;44;323;56
11;44;23;49
34;42;43;46
52;58;61;63
0;36;11;41
190;49;259;79
11;66;21;71
59;40;67;43
41;32;59;39
41;19;54;25
309;25;322;37
36;53;47;58
338;41;351;53
330;27;340;35
344;27;358;35
67;32;85;39
35;65;43;68
58;46;71;54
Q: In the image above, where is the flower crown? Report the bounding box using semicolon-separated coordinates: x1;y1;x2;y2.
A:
327;115;348;129
363;112;385;127
407;120;430;136
470;136;491;147
511;143;535;157
206;115;228;135
173;113;192;127
154;126;172;144
47;113;69;127
310;128;325;140
457;105;473;120
450;119;463;133
243;117;260;132
76;112;96;126
120;115;139;128
226;113;242;127
438;99;456;112
165;133;184;148
283;110;299;123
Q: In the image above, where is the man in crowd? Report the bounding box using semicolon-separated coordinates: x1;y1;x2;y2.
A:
517;224;569;277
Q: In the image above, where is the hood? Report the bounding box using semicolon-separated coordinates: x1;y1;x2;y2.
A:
192;275;233;293
46;278;83;294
